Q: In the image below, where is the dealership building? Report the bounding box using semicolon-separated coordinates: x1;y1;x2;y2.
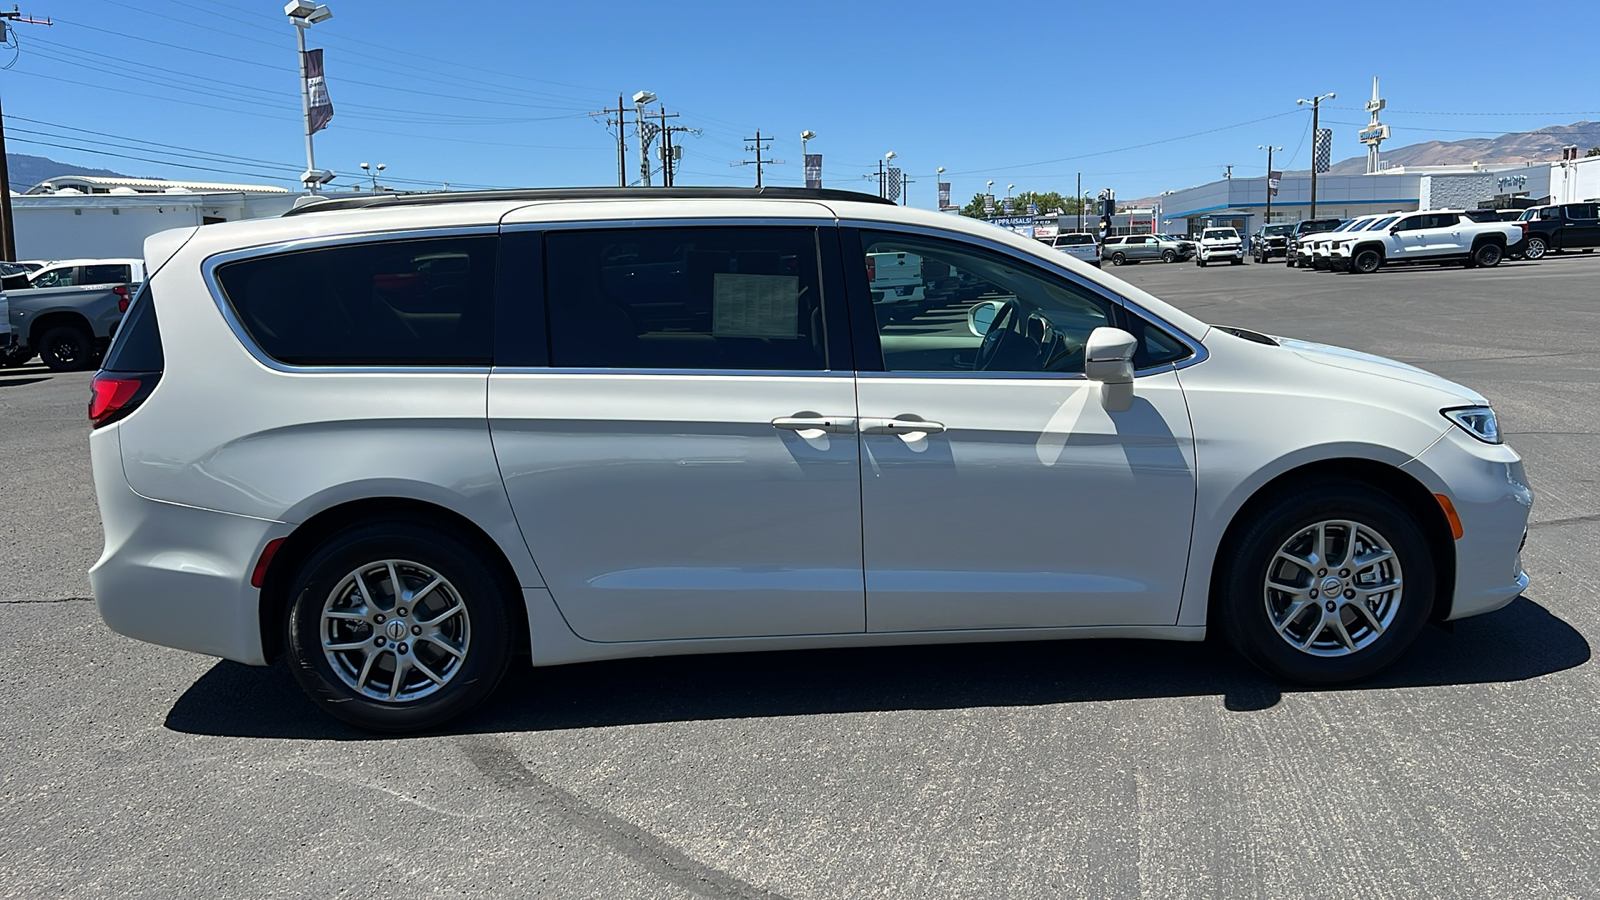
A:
1154;156;1596;237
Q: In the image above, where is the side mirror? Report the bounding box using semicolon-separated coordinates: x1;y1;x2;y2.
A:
1390;226;1402;234
967;299;1005;337
1085;326;1138;412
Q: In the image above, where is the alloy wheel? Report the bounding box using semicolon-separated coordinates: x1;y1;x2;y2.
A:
320;559;471;702
1263;519;1403;658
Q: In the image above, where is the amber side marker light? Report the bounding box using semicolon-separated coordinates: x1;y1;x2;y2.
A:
1434;494;1465;540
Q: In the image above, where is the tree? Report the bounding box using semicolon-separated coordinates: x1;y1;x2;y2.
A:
961;189;1089;219
1586;146;1600;158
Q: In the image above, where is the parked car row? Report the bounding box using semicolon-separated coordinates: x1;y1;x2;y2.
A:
1284;211;1525;274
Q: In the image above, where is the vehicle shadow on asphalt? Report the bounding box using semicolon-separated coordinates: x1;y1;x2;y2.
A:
164;596;1588;741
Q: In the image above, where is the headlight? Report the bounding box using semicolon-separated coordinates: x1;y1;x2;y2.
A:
1443;406;1501;444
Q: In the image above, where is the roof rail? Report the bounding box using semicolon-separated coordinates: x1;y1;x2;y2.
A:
282;185;895;217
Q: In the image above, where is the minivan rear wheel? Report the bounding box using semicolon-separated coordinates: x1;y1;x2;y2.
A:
1215;480;1433;685
286;520;513;732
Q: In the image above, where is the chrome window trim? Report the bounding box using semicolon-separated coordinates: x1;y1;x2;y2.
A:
500;216;835;233
838;218;1208;377
201;226;500;375
491;367;853;379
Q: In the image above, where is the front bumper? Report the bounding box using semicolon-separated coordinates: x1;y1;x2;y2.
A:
1198;246;1243;260
1401;426;1533;621
89;425;285;665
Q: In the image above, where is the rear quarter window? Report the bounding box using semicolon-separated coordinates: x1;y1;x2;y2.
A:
215;236;496;366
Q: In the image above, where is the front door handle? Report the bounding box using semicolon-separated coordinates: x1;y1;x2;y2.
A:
772;416;857;434
860;417;946;435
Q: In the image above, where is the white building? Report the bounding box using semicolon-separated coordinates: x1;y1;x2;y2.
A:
12;177;297;261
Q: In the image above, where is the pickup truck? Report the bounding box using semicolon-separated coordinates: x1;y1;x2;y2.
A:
1328;209;1523;273
1284;217;1347;268
1194;227;1244;266
5;281;132;370
1517;202;1600;260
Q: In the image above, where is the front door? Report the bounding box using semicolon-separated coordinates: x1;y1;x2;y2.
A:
489;225;865;643
845;228;1198;632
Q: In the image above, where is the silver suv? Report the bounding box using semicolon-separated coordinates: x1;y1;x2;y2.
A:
90;187;1531;732
1103;234;1191;265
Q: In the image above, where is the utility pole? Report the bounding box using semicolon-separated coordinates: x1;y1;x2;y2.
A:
588;94;631;187
899;171;915;206
0;6;52;262
653;106;681;186
732;131;782;188
1298;91;1335;219
1076;172;1082;232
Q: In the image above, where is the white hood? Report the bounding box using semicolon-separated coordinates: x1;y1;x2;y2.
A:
1276;337;1487;405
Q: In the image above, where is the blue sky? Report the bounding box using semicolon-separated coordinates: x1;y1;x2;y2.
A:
9;0;1600;205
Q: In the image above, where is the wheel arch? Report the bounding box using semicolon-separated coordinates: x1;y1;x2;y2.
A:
25;310;93;348
256;496;531;664
1470;232;1507;248
1206;457;1457;626
1351;241;1387;260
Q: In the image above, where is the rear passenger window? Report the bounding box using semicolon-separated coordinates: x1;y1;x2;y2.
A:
1565;203;1598;220
85;264;131;284
216;236;496;366
544;227;827;371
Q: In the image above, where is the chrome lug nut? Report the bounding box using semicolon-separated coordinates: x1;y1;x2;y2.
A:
374;636;386;647
1345;589;1356;599
397;642;409;654
411;625;422;636
374;614;385;624
397;607;408;617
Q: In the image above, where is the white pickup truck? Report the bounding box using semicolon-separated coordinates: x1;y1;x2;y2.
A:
1328;209;1523;273
1194;227;1244;266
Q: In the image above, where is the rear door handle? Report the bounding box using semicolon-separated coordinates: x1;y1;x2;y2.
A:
860;417;946;435
772;416;857;434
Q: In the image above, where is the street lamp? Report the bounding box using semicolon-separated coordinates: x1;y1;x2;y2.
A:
1297;92;1335;217
800;130;816;156
936;166;945;209
359;161;386;192
285;0;334;193
1258;144;1282;228
633;91;658;187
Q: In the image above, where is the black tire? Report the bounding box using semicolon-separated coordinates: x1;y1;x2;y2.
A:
1231;257;1243;265
1286;256;1298;268
1196;258;1207;267
36;324;96;372
1162;249;1177;263
1522;236;1548;260
1473;242;1503;268
1352;248;1383;274
1111;252;1126;266
1214;479;1434;685
286;520;514;733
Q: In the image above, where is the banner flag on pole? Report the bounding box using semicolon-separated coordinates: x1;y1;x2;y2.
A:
937;182;951;209
886;167;901;202
803;154;822;189
1313;129;1333;174
304;48;334;134
1268;170;1282;197
983;193;995;215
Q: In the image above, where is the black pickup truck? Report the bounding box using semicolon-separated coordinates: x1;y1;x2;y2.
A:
1517;202;1600;260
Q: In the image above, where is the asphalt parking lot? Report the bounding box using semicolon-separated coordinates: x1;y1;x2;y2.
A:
3;253;1598;899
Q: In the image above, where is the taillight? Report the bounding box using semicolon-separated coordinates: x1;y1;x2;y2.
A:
113;285;131;313
865;256;876;282
88;371;159;428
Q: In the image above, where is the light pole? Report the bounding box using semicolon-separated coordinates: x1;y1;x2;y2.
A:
800;130;815;158
285;0;333;193
987;180;995;218
936;166;945;209
800;130;816;188
1297;92;1335;218
633;91;658;186
1258;145;1281;228
885;151;897;200
360;161;385;192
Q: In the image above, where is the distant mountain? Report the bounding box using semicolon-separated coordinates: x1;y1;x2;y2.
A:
6;153;136;193
1300;121;1599;176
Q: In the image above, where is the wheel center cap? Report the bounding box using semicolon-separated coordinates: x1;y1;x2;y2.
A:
1320;576;1343;596
385;619;409;641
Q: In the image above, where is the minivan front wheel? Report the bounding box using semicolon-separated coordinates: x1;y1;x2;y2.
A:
1215;480;1433;685
287;521;513;732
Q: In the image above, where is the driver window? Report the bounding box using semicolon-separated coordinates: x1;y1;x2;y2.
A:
859;230;1113;374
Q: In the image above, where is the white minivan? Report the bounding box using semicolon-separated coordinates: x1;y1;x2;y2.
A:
89;187;1531;732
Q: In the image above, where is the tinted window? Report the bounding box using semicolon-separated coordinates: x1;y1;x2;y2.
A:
216;236;496;366
545;227;826;371
1055;235;1093;246
1564;203;1598;220
859;230;1113;374
1541;208;1561;220
1392;216;1426;232
101;286;163;372
84;264;131;284
1367;216;1399;231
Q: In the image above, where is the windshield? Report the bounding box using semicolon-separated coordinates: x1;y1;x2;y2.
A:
1328;219;1369;233
1055;234;1093;246
1359;216;1399;231
1263;224;1293;236
1202;229;1238;240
